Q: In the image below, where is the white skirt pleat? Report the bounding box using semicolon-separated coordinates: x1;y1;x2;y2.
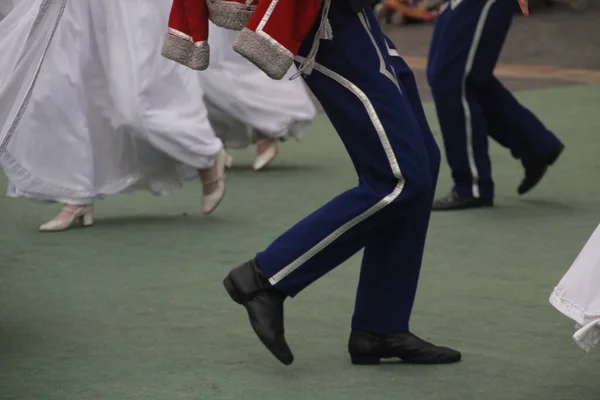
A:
550;224;600;352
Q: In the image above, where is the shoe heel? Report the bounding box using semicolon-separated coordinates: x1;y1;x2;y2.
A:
223;275;243;304
548;143;565;165
350;355;381;365
79;212;94;227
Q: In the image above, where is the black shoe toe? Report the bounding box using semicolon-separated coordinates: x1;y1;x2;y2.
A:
518;143;565;195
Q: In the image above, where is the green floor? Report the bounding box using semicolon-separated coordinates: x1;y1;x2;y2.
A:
1;84;599;400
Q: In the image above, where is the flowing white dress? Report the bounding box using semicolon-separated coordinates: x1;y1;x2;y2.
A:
550;224;600;352
0;0;223;205
0;0;17;20
201;23;317;149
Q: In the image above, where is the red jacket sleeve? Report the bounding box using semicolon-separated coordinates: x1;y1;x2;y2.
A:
162;0;325;79
162;0;210;70
233;0;322;80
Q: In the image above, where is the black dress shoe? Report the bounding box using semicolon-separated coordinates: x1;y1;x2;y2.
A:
223;259;294;366
518;143;565;195
432;190;493;211
348;330;462;365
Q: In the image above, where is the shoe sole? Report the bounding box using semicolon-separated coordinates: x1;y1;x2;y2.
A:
350;354;462;365
432;201;494;211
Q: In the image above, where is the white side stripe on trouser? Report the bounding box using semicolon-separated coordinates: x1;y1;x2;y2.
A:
357;12;400;90
461;0;497;198
268;56;405;286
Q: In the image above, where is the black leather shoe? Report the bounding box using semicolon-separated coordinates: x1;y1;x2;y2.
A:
432;190;493;211
348;330;462;365
223;259;294;366
518;143;565;195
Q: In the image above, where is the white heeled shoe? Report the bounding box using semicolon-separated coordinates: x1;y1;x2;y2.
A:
200;149;228;215
224;151;233;169
39;205;94;232
253;140;278;171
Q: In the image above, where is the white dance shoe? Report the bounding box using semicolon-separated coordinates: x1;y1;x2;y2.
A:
253;140;278;171
224;151;233;169
200;149;229;215
39;205;94;232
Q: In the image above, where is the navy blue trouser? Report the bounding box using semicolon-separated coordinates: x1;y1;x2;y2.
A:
255;2;441;335
427;0;563;199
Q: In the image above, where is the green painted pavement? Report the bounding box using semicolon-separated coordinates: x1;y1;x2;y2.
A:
1;84;599;400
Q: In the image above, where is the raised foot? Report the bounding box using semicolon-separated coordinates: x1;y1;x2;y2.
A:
200;149;228;215
518;143;565;195
254;137;278;171
223;259;294;366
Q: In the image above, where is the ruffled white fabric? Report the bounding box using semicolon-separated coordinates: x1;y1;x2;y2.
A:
0;0;17;20
201;23;317;149
0;0;223;205
550;223;600;352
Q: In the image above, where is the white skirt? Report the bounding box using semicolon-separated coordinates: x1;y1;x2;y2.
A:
0;0;17;21
201;23;317;149
550;224;600;352
0;0;223;205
